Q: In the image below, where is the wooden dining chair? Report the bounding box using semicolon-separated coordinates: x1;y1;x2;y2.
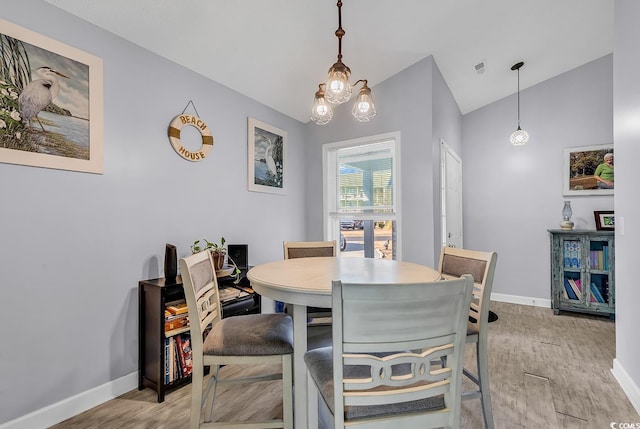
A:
282;240;336;323
179;250;294;429
304;276;474;429
438;246;498;429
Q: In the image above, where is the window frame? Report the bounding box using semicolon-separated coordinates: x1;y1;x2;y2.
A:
322;132;401;260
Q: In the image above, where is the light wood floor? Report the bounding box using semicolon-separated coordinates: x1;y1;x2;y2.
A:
51;301;639;429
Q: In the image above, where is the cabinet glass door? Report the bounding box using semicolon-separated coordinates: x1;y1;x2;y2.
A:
560;238;584;303
586;237;612;307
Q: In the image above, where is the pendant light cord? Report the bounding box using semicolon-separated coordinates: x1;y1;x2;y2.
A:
517;68;521;128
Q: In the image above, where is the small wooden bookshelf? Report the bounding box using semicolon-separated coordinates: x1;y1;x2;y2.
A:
138;271;260;402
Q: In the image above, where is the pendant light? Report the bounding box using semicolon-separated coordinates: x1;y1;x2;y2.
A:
310;0;376;125
509;61;529;145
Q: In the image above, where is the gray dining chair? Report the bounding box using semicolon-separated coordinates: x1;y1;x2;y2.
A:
283;240;336;324
438;246;498;429
180;250;294;428
304;275;474;428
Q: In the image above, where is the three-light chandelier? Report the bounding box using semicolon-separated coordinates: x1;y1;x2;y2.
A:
310;0;376;125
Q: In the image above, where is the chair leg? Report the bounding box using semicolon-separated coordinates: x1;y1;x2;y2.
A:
307;370;319;429
204;366;221;423
476;340;494;429
190;364;204;429
283;354;294;429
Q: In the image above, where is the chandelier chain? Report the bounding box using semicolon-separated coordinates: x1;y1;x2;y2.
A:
336;0;344;62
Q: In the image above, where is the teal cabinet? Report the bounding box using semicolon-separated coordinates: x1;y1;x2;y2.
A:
548;229;615;318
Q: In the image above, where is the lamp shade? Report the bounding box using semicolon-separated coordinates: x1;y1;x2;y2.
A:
510;127;529;145
311;84;334;125
325;61;352;104
351;82;376;122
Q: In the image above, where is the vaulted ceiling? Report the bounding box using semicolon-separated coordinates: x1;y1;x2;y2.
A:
44;0;613;123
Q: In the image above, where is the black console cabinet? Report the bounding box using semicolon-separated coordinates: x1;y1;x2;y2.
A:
138;271;260;402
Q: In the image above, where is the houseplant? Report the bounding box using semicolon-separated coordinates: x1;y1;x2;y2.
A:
191;237;241;281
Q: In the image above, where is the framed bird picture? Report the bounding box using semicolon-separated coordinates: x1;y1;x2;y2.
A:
247;117;286;195
0;18;103;174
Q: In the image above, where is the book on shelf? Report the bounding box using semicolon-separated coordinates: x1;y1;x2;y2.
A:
174;337;182;380
564;278;578;300
218;286;250;303
589;247;610;271
169;336;176;382
166;300;188;315
567;278;582;300
165;338;170;384
590;282;606;303
165;313;189;332
176;333;193;378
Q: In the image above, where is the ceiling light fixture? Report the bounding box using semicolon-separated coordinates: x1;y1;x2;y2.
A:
509;61;529;146
311;0;376;125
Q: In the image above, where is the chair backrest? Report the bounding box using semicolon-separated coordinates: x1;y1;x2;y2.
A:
331;276;474;427
437;246;498;334
179;251;222;358
283;240;336;259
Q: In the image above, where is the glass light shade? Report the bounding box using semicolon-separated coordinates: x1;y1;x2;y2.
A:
510;127;529;145
325;62;352;104
562;201;572;221
311;86;333;125
560;200;574;230
352;85;376;122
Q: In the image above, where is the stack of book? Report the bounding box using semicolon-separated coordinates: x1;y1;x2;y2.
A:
164;333;193;384
562;277;607;303
164;300;193;384
589;246;609;270
165;300;189;332
563;277;582;300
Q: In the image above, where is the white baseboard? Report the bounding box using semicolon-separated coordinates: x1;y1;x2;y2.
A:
0;372;137;429
491;292;552;308
612;358;640;416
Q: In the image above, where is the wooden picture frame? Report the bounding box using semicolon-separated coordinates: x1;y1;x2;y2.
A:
594;211;615;231
0;18;103;174
563;144;613;196
247;117;286;195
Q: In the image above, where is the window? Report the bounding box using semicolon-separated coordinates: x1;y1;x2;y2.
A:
323;133;400;259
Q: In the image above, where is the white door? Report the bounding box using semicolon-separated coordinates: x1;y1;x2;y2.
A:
441;141;463;248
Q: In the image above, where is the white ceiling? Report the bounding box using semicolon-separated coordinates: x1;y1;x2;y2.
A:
44;0;613;123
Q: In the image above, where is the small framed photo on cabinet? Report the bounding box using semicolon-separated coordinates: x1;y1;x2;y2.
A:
594;211;614;230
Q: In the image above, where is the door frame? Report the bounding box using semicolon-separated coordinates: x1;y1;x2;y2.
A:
440;139;463;248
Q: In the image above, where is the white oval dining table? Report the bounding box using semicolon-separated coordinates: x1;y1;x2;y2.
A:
247;256;441;428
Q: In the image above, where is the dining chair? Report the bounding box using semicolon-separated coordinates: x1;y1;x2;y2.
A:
304;275;474;429
282;240;336;323
179;250;294;429
438;246;498;429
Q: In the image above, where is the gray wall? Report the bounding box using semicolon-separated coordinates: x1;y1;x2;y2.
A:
432;63;464;261
613;0;640;408
463;55;614;302
305;56;462;267
0;1;306;424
